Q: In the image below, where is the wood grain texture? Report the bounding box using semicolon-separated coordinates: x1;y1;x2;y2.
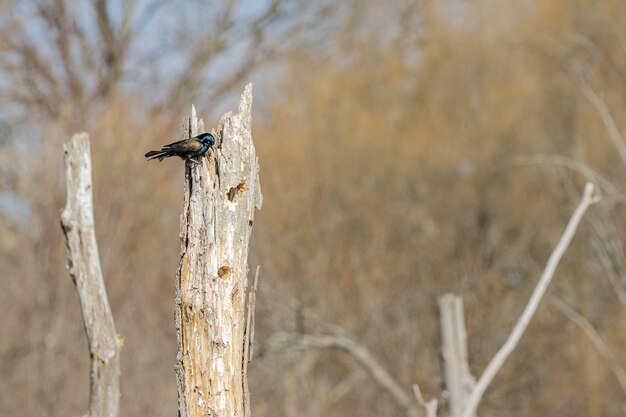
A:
60;133;121;417
438;294;474;417
175;84;262;417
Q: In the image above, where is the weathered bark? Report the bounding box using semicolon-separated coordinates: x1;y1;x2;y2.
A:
60;133;121;417
175;84;262;417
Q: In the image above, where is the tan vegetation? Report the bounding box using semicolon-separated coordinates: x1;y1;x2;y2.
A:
1;1;626;416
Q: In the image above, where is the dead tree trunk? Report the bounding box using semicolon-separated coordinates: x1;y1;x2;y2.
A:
60;133;121;417
175;84;263;417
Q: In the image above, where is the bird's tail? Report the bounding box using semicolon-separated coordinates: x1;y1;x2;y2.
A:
144;150;170;162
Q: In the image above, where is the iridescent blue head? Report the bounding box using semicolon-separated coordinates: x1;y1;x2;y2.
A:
197;133;215;147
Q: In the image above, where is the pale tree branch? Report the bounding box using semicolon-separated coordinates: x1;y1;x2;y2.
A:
511;155;626;302
551;297;626;395
60;133;121;417
412;384;438;417
438;294;475;417
265;332;423;417
509;155;624;202
259;283;430;417
461;182;598;417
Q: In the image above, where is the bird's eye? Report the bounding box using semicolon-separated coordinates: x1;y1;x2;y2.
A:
198;133;214;146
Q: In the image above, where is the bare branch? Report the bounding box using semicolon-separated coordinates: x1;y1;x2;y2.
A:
309;371;367;416
37;0;83;102
512;155;626;302
510;155;624;202
93;0;135;96
438;294;475;417
60;133;120;417
265;332;422;417
461;182;598;417
412;384;438;417
551;297;626;395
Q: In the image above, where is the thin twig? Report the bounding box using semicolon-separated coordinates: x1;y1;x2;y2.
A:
551;297;626;395
579;80;626;168
461;182;598;417
509;155;623;202
266;332;422;417
413;384;438;417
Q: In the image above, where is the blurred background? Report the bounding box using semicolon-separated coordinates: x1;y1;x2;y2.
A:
2;0;626;416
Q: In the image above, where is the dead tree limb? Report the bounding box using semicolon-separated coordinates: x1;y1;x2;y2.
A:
412;384;438;417
60;133;121;417
265;332;423;417
461;182;598;417
175;84;263;417
438;294;475;417
551;297;626;395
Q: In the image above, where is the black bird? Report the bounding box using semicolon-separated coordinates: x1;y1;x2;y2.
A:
145;132;215;162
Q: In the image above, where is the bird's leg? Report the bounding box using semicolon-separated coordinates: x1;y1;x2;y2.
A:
186;156;201;165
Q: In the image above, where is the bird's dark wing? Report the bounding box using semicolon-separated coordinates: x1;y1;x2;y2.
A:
162;138;188;148
163;138;204;153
